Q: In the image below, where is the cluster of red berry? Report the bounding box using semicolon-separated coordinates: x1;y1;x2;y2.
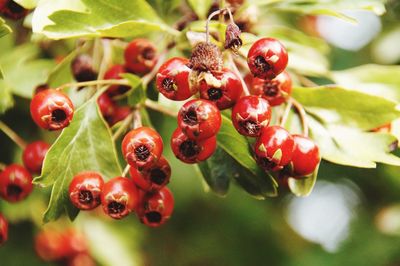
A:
0;0;29;20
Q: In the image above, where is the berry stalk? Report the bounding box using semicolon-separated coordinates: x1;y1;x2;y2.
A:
0;121;27;149
145;99;177;117
291;98;309;137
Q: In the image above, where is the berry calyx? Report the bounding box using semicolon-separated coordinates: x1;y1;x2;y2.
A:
30;89;74;131
0;213;8;246
124;39;158;75
199;68;243;110
0;0;29;20
254;126;294;171
22;141;50;174
104;64;131;96
71;54;97;82
101;177;139;219
188;42;223;72
69;171;104;210
97;93;117;124
121;127;164;170
250;71;292;106
177;99;221;140
247;38;288;79
137;187;174;227
171;127;217;164
156;57;195;101
231;95;271;137
130;156;171;192
291;135;320;177
0;164;33;202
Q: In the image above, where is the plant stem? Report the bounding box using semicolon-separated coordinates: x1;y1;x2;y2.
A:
145;99;177;117
279;99;293;127
56;79;128;91
97;39;112;90
0;121;27;149
133;108;143;129
122;164;130;177
297;74;318;87
291;98;309;136
112;113;134;142
206;8;227;43
228;53;250;96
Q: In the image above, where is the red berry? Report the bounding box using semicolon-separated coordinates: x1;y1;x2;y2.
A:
67;253;96;266
30;89;74;131
0;164;33;202
104;64;131;96
111;106;131;126
121;127;163;170
0;213;8;246
22;141;50;174
231;95;271;137
247;38;288;79
34;230;73;261
156;57;194;101
97;93;117;124
69;171;104;210
250;71;292;106
254;126;294;171
129;156;171;192
101;177;139;219
0;0;29;20
199;68;243;110
71;54;97;82
291;135;320;177
64;229;88;255
171;127;217;164
177;99;221;140
124;39;158;75
137;187;174;227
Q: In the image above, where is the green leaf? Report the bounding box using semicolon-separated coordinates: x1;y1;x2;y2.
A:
0;80;14;114
0;18;12;39
187;0;213;19
34;92;122;222
32;0;177;39
14;0;39;9
288;165;319;197
293;86;400;130
123;73;146;106
47;49;79;88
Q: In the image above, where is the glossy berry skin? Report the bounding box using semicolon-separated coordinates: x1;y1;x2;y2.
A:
69;171;104;210
97;93;117;124
71;54;97;82
247;38;288;80
111;106;132;126
22;141;50;174
199;68;243;110
101;177;139;219
0;213;8;246
124;39;158;75
156;57;194;101
30;89;74;131
291;135;320;177
0;164;33;202
129;156;171;192
231;95;271;137
254;126;294;171
177;99;221;141
122;127;163;170
250;71;292;106
104;64;131;96
0;0;29;20
137;187;174;227
171;127;217;164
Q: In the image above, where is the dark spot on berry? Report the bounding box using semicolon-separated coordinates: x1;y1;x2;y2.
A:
162;78;175;92
254;56;270;73
145;211;162;223
6;184;22;199
257;156;277;170
135;145;151;161
150;168;166;185
108;201;125;214
51;109;67;123
142;47;155;60
263;82;279;97
207;88;223;101
239;120;260;135
78;190;93;204
179;140;200;158
182;107;198;126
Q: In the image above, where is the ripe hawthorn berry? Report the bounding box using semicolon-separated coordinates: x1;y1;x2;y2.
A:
156;57;194;101
111;106;132;126
0;164;32;202
291;135;320;177
71;54;97;82
121;127;163;170
171;127;217;164
0;0;29;20
101;177;139;219
177;99;221;140
199;68;243;110
254;126;294;171
124;39;158;75
69;171;104;210
247;37;288;79
250;71;292;106
104;64;131;96
137;187;174;227
22;141;50;174
34;230;74;261
67;252;96;266
231;95;271;137
97;93;117;124
129;156;171;192
30;89;74;131
0;213;8;246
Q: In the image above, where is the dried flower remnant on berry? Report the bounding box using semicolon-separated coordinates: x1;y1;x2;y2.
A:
224;23;242;53
189;42;223;72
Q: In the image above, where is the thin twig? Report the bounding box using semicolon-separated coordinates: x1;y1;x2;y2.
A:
206;9;226;43
145;99;177;117
122;164;130;177
112;113;134;141
228;53;250;96
56;79;128;91
133;108;143;129
291;98;309;136
279;99;293;127
0;121;27;149
97;39;112;90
